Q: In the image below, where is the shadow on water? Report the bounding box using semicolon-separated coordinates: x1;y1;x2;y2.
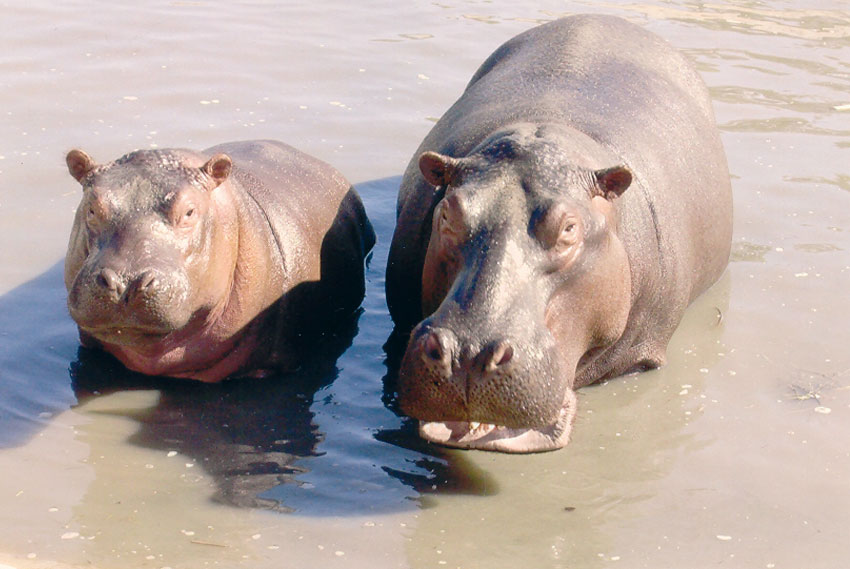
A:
0;176;496;517
0;261;79;448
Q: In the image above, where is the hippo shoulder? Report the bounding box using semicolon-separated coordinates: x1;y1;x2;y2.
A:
205;139;355;241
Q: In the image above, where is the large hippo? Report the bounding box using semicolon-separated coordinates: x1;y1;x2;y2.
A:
65;140;374;382
386;15;733;452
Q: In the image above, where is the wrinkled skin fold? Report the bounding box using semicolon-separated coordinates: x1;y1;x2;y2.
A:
386;15;733;453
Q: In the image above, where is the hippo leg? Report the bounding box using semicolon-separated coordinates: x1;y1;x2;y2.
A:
618;342;668;375
577;339;668;386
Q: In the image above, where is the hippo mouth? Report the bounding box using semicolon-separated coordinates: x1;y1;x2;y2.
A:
81;324;174;347
415;390;576;453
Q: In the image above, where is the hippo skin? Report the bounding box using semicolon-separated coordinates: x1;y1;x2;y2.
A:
65;140;374;382
386;15;733;452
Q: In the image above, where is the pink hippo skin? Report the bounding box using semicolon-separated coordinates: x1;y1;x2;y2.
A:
65;140;374;382
386;15;732;452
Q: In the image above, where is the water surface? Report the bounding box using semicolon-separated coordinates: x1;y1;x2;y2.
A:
1;2;849;568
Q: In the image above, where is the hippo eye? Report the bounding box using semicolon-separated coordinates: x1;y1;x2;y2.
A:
557;220;580;248
85;205;101;228
175;204;199;228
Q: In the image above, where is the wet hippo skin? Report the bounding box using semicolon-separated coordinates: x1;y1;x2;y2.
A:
386;15;733;452
64;139;375;382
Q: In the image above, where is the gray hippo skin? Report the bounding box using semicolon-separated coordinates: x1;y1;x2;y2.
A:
65;140;375;382
385;15;732;452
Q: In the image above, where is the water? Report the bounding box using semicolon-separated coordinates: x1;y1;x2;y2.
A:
1;1;849;568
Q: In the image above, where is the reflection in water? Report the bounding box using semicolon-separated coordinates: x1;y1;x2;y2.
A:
69;327;350;512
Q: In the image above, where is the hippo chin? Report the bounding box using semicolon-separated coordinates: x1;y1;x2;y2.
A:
65;140;374;382
386;15;733;453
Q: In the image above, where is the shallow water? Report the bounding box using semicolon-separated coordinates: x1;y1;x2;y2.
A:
1;1;849;568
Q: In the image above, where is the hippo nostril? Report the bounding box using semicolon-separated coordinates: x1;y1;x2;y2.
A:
495;342;514;367
137;270;158;293
485;340;514;371
96;268;126;297
424;331;445;362
420;328;456;369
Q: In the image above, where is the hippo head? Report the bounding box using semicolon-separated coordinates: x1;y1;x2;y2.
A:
398;124;634;453
64;148;237;353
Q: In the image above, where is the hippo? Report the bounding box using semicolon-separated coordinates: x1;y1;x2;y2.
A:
385;15;733;452
65;140;374;382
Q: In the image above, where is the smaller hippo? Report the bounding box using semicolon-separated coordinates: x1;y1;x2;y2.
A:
386;15;733;452
65;140;374;382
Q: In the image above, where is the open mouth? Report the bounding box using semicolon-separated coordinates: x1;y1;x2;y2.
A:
416;391;576;453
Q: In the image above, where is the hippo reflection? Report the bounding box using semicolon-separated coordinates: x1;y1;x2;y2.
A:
386;15;733;452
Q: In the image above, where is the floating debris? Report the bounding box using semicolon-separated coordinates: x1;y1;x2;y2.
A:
60;532;80;540
814;406;832;414
716;534;732;541
190;539;227;548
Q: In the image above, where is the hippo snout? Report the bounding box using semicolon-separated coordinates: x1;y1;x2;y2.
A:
69;261;191;340
398;321;567;431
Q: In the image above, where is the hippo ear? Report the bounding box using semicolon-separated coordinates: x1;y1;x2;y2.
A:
201;153;232;189
594;165;632;200
419;151;459;188
66;149;97;183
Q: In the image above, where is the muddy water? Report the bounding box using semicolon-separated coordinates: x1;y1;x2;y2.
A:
1;1;849;568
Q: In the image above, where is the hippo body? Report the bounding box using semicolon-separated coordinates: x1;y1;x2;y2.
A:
386;15;732;452
65;140;374;382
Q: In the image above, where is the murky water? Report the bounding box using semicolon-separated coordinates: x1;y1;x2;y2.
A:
1;1;849;568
